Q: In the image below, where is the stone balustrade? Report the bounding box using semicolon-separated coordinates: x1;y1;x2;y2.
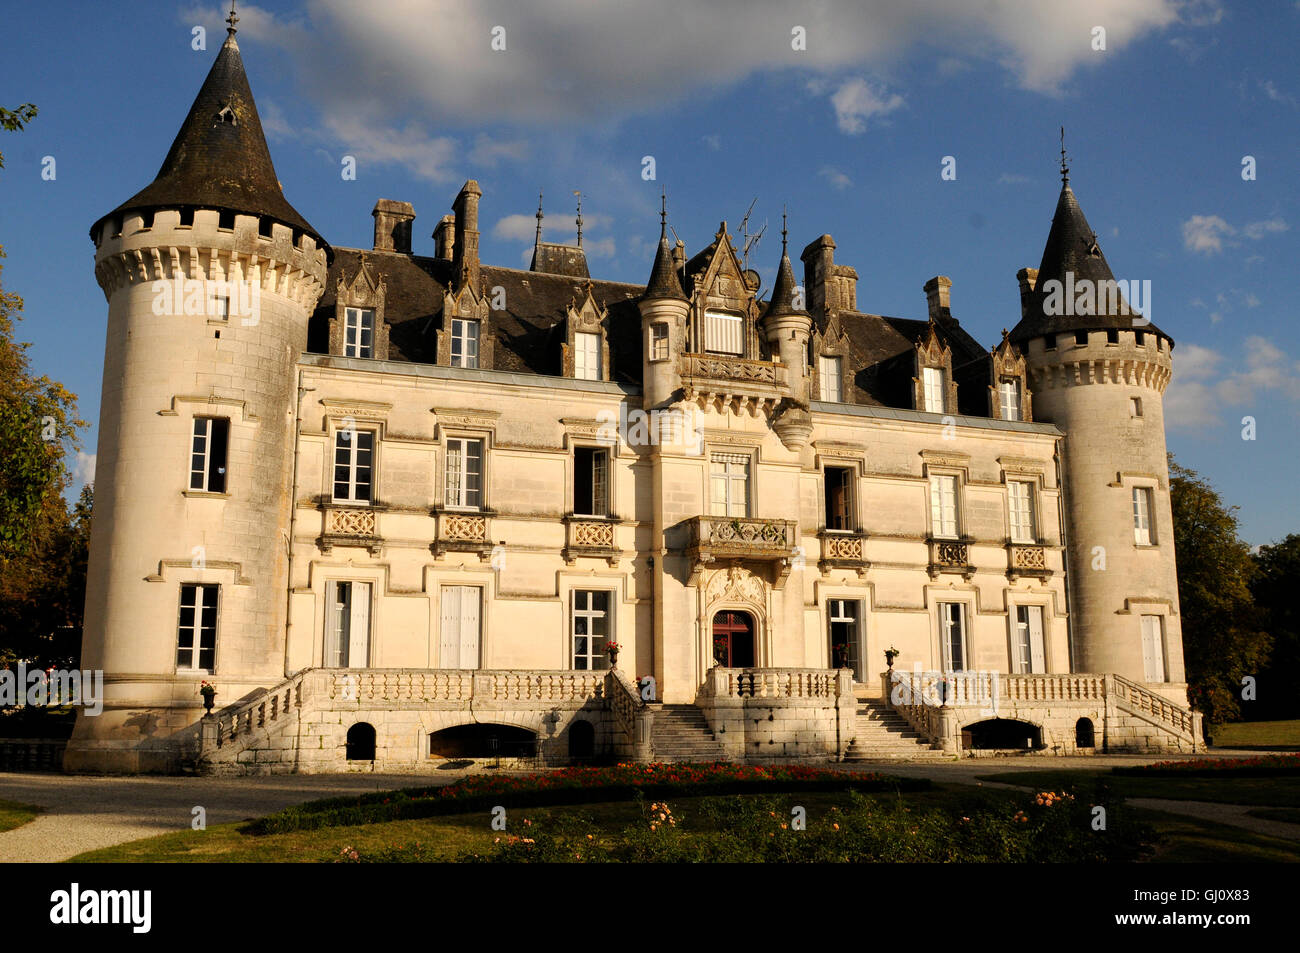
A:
325;668;605;704
212;670;306;749
604;668;654;760
1007;542;1050;581
563;516;621;566
687;516;798;573
679;353;789;417
318;505;383;555
927;538;972;579
703;666;851;700
433;508;493;559
818;531;869;574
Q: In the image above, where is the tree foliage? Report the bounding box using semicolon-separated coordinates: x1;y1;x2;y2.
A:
1168;455;1271;726
1250;534;1300;721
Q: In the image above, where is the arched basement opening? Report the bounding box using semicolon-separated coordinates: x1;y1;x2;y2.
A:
963;719;1043;751
568;719;596;761
1075;717;1096;749
428;723;537;759
346;722;376;761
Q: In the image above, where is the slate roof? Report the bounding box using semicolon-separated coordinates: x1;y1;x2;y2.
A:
1009;183;1170;346
90;30;323;245
643;225;688;301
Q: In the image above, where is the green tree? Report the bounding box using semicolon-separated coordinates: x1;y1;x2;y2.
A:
0;103;37;168
1250;535;1300;721
1168;456;1271;727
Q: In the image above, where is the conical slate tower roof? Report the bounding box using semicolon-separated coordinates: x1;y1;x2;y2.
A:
1009;181;1167;344
91;26;323;244
643;206;686;301
764;220;807;319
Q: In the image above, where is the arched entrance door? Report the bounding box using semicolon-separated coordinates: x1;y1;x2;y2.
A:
712;611;755;667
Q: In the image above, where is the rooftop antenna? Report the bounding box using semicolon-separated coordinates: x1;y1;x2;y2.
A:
1060;125;1069;186
226;0;238;35
738;197;766;272
573;190;583;247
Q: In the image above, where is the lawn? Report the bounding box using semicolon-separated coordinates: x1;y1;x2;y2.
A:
1212;720;1300;750
0;799;42;832
1132;809;1300;863
978;769;1300;807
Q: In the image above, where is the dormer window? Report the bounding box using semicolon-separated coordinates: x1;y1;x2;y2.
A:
922;366;946;414
215;105;237;125
345;308;375;358
451;318;480;368
999;379;1022;421
704;310;743;355
818;355;843;402
574;331;602;381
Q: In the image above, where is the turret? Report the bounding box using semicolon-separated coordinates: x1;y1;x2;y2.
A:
761;214;813;450
638;196;689;408
67;14;329;771
1009;155;1185;704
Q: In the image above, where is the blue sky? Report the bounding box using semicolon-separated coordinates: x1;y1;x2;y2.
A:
1;1;1296;544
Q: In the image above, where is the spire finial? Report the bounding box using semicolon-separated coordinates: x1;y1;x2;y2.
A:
226;0;239;35
1060;125;1069;186
573;190;583;247
781;206;788;257
535;189;544;246
659;188;668;238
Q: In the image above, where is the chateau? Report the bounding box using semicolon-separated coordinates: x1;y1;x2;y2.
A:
65;20;1202;774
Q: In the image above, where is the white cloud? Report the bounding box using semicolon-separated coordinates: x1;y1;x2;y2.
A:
1182;215;1234;254
830;78;904;134
819;166;853;190
73;452;96;487
997;173;1031;185
702;134;721;151
493;214;538;241
324;114;457;183
1242;218;1289;240
1165;336;1300;429
585;237;616;259
469;135;530;167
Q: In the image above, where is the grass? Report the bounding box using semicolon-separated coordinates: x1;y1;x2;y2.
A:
67;784;1019;863
1246;807;1300;825
1211;719;1300;750
978;770;1300;807
0;799;42;832
1131;808;1300;863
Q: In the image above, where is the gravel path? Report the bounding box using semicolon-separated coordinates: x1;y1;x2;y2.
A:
1125;799;1300;842
0;771;469;863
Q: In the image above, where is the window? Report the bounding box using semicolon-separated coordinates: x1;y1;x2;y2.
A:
1141;615;1167;682
344;307;374;358
1106;329;1119;345
1132;486;1154;545
819;355;843;402
573;447;609;516
650;322;669;361
1135;330;1146;347
572;590;611;670
451;318;479;368
211;293;229;322
922;366;945;413
333;428;374;503
710;453;750;517
1008;480;1036;543
1075;331;1088;346
929;474;959;539
1129;396;1143;417
704;310;743;355
574;331;602;380
190;417;229;493
439;586;481;669
1012;605;1046;674
938;602;966;672
177;583;218;672
828;599;863;681
999;379;1022;421
325;581;371;667
445;437;484;510
824;466;854;532
1044;334;1056;351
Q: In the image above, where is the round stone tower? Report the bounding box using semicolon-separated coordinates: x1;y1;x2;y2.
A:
761;219;814;451
638;201;690;408
1010;170;1187;704
66;21;329;771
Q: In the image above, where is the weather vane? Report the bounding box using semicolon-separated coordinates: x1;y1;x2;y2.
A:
227;1;238;34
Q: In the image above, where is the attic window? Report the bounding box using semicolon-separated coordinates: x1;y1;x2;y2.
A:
1074;331;1088;346
218;209;235;231
178;208;194;228
1044;334;1056;351
1106;329;1119;345
1135;330;1146;347
258;218;273;238
215;105;237;126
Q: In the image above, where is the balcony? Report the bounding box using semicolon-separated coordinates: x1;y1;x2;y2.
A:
562;516;623;567
1006;542;1051;582
432;507;494;560
818;530;870;576
317;504;384;556
687;515;798;584
927;538;973;580
679;353;789;417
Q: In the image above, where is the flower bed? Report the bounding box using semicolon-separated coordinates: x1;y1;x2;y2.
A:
249;763;927;835
1114;753;1300;777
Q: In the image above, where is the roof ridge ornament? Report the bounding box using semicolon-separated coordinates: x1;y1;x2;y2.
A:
227;0;238;36
1060;125;1069;187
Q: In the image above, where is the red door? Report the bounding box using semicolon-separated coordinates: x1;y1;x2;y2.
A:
712;611;755;667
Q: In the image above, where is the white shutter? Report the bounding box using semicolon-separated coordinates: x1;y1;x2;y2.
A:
325;582;345;667
941;603;964;671
704;311;743;355
1027;605;1045;673
439;587;461;669
1141;616;1165;682
458;588;481;670
348;582;370;667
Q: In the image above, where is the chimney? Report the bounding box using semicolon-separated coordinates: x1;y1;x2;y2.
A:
1016;267;1038;318
924;275;952;319
432;214;456;261
672;240;686;273
372;199;415;254
452;180;482;291
799;234;856;314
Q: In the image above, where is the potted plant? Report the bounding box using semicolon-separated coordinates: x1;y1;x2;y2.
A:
605;641;621;668
199;680;217;716
832;643;849;669
884;647;900;670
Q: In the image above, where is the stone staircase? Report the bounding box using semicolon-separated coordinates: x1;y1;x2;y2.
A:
650;704;730;763
842;699;951;762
